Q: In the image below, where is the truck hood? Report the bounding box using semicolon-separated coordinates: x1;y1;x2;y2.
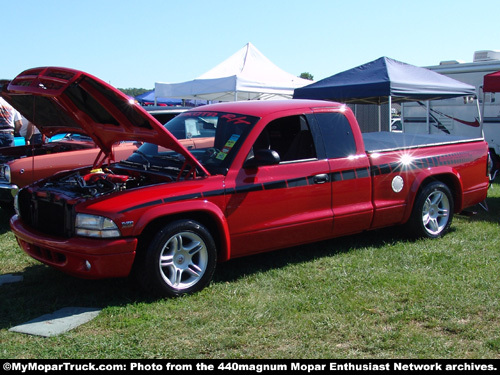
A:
1;67;208;174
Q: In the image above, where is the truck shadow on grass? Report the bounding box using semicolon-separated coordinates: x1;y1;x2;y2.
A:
0;208;14;235
0;225;409;330
0;264;146;329
1;195;498;331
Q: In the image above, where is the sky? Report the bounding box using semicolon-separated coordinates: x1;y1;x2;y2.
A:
2;0;500;89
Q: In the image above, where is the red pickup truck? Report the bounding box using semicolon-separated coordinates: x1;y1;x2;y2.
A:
3;67;490;297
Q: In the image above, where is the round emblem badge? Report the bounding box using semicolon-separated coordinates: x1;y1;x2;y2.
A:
391;175;404;193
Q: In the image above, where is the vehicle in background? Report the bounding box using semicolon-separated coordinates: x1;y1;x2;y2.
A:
402;50;500;174
14;134;65;146
391;117;402;132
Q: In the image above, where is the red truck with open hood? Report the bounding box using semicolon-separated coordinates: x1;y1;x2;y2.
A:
2;67;490;297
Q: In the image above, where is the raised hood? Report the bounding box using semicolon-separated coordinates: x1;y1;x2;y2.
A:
1;67;208;174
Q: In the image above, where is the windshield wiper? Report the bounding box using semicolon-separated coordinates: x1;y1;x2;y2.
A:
131;150;151;170
152;154;185;162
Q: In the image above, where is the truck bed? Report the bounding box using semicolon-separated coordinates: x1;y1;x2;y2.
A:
362;131;484;153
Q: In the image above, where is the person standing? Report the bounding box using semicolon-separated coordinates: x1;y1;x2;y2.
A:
20;117;43;145
0;96;22;147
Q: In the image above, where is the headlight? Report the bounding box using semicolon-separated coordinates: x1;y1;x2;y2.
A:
0;165;10;183
75;213;121;238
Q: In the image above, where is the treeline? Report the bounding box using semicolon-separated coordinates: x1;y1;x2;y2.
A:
118;88;151;97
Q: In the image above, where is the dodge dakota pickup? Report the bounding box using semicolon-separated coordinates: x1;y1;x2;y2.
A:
2;67;490;297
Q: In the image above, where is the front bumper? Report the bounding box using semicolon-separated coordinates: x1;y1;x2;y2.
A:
10;215;138;279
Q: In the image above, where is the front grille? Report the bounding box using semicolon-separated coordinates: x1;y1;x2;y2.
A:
18;189;74;237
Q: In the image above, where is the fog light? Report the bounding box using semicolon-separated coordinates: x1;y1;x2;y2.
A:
85;261;91;271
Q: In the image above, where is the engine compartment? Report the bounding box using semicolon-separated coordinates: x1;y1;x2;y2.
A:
39;166;174;199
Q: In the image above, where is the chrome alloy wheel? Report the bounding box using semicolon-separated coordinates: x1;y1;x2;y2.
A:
159;231;209;291
421;190;450;236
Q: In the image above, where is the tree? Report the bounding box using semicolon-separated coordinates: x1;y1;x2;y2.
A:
118;88;151;97
299;72;314;81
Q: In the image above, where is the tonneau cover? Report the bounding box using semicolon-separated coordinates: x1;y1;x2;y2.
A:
363;132;483;153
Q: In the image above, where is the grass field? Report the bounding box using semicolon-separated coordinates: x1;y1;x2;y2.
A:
1;182;499;359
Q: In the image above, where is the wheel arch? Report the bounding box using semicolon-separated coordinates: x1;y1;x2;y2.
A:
133;202;231;263
403;168;463;223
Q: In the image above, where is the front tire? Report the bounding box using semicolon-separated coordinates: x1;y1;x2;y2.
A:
138;220;217;297
408;181;454;239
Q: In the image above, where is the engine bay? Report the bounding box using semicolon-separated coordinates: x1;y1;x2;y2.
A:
39;166;174;199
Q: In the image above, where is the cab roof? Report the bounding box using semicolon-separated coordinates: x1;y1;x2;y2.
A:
190;99;344;117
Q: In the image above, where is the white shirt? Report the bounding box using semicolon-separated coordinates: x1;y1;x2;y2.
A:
0;97;17;130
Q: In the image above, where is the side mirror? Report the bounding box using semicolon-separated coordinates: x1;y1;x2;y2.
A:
243;149;280;169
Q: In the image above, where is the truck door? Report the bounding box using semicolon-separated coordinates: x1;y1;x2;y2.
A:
225;114;333;258
312;111;373;236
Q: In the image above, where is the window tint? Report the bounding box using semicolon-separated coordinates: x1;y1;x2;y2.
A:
251;115;316;162
315;112;356;158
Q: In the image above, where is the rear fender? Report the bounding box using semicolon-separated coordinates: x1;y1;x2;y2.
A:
133;200;231;261
402;167;463;223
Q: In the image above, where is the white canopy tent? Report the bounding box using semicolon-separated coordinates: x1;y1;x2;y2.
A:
155;43;312;102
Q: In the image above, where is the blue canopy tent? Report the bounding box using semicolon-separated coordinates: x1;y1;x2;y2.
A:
293;57;476;104
135;90;183;106
293;57;477;132
135;90;207;107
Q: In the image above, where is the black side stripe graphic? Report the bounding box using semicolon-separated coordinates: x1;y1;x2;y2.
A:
118;151;477;213
264;181;288;190
287;177;309;188
118;170;362;213
330;167;370;182
370;151;476;177
120;199;163;212
164;193;202;203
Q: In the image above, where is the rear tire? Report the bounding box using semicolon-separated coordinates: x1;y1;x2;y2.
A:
137;220;217;297
408;181;454;239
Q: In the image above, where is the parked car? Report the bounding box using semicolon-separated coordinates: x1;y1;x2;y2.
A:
14;134;65;146
391;117;402;132
4;67;489;298
0;101;191;209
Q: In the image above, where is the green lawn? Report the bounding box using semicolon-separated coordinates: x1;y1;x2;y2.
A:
1;183;499;359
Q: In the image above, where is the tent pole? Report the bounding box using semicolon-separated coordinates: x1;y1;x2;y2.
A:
378;105;381;132
388;96;392;132
401;103;405;132
426;101;430;134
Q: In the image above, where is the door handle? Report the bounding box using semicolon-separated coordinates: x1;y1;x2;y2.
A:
313;174;329;184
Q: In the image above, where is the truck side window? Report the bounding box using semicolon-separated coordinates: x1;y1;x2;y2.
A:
315;113;356;158
251;115;316;162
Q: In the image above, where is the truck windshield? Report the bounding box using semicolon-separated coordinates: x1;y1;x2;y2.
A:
124;111;259;175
